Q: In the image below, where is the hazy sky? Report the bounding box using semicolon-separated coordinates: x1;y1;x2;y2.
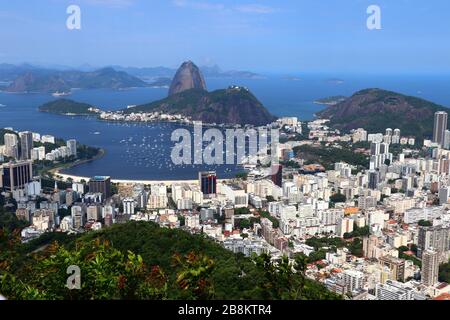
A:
1;0;450;73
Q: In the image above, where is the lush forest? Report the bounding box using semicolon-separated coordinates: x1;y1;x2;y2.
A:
39;99;98;115
0;217;341;300
317;88;448;139
294;144;369;170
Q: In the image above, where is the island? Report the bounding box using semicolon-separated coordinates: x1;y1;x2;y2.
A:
39;99;101;116
314;95;347;106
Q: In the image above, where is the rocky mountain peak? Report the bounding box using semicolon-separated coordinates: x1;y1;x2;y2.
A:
168;61;207;96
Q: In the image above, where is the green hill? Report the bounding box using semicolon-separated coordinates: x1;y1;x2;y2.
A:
124;87;277;126
317;88;449;138
39;99;98;115
0;219;340;300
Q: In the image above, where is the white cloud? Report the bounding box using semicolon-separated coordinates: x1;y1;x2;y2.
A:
234;4;276;14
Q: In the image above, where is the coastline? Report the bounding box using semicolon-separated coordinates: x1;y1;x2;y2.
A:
53;169;231;186
49;147;106;181
51;148;232;186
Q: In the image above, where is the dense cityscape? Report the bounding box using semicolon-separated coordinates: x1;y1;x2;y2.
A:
2;2;450;314
1;109;450;300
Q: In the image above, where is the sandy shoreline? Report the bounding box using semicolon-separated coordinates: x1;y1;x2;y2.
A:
54;170;201;186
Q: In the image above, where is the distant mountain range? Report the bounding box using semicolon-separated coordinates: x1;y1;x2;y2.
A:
0;63;264;93
114;64;264;80
317;88;450;138
2;67;147;93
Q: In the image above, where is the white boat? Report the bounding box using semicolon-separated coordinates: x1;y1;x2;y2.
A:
93;132;101;135
0;104;5;107
52;91;71;97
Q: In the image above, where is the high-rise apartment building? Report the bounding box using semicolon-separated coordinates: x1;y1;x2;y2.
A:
271;164;283;187
433;111;448;146
4;133;19;159
88;176;111;199
422;249;439;286
19;131;33;160
418;225;450;262
199;171;217;195
0;160;33;191
66;139;77;157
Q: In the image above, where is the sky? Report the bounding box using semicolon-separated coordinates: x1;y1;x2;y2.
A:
0;0;450;73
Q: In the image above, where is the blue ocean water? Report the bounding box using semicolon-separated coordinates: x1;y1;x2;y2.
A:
0;74;449;180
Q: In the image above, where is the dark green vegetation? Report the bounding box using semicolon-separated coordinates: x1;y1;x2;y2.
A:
5;67;147;93
123;87;277;126
330;193;347;206
439;260;450;283
294;143;369;170
343;225;370;239
398;246;422;267
305;233;364;260
39;99;98;115
259;211;280;228
317;88;450;138
0;220;340;300
418;219;433;227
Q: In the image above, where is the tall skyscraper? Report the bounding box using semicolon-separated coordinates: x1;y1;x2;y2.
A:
19;131;33;160
67;139;77;157
199;171;217;195
271;164;283;187
4;133;19;159
422;249;439;287
368;170;379;190
88;176;111;199
433;111;448;146
444;130;450;150
392;129;401;144
0;160;33;191
418;225;450;262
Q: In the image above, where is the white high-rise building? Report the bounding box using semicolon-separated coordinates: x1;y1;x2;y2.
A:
67;139;77;157
4;133;19;159
123;198;135;215
343;270;364;293
444;130;450;149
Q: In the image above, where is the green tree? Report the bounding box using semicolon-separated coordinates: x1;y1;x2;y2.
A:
1;240;168;300
418;219;432;227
